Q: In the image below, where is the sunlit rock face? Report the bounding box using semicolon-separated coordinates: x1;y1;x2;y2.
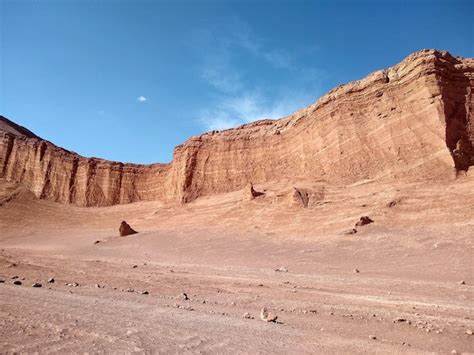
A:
1;50;472;206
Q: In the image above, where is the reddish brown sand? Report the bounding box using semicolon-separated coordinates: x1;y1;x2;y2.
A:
1;176;473;353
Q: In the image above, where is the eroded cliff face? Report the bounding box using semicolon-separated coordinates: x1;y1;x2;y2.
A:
1;49;473;206
0;130;169;206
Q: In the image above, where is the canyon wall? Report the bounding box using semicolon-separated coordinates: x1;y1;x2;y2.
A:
1;49;473;206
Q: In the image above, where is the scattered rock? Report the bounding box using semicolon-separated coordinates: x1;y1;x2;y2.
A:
260;308;278;322
95;284;101;288
141;291;149;295
243;312;252;319
132;265;138;269
32;282;42;288
126;288;134;293
177;292;189;301
119;221;138;237
459;280;466;285
94;240;101;244
275;266;288;273
387;199;399;208
369;335;377;340
11;276;19;280
0;279;4;283
13;280;22;285
353;268;360;273
66;282;79;287
392;318;408;323
466;329;473;335
47;277;55;283
344;228;358;235
355;216;374;227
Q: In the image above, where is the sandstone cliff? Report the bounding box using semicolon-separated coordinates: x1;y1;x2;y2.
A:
1;49;472;206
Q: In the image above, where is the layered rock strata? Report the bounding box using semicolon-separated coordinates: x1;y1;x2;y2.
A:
1;50;472;206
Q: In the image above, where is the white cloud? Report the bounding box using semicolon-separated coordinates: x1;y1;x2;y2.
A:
137;96;147;102
194;18;323;131
199;92;309;131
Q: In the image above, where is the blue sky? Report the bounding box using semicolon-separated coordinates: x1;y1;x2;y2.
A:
1;0;472;164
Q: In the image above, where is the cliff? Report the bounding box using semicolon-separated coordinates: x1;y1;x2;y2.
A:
1;49;473;206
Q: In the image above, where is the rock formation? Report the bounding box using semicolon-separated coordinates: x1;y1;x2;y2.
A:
0;50;473;206
119;221;138;237
291;187;324;208
244;183;265;201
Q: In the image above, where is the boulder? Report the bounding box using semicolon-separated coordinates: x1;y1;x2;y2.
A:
355;216;374;227
119;221;138;236
245;183;264;201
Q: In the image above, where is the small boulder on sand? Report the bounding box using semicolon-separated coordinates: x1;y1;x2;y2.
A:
260;308;278;322
355;216;374;227
177;292;189;301
119;221;138;237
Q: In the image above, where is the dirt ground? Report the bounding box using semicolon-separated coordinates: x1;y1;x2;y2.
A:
0;176;473;353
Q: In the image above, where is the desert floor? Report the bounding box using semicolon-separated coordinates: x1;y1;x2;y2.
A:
0;176;473;354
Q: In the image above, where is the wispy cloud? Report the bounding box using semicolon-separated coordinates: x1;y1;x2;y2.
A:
137;96;147;102
199;92;312;131
193;18;323;131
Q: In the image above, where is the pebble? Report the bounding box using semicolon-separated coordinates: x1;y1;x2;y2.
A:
177;292;189;300
369;335;377;340
243;312;252;319
132;265;138;269
466;329;473;335
353;269;360;273
275;266;288;272
392;318;408;323
141;291;149;295
48;278;55;283
32;283;42;288
459;280;466;285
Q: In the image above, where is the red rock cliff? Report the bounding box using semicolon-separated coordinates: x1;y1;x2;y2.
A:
1;49;473;206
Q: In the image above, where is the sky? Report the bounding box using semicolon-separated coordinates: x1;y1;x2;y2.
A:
1;0;472;164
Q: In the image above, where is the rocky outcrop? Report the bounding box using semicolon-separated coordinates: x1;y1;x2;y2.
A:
244;183;265;201
291;187;325;208
0;50;473;206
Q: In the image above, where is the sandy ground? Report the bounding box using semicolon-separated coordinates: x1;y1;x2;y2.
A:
0;176;473;353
